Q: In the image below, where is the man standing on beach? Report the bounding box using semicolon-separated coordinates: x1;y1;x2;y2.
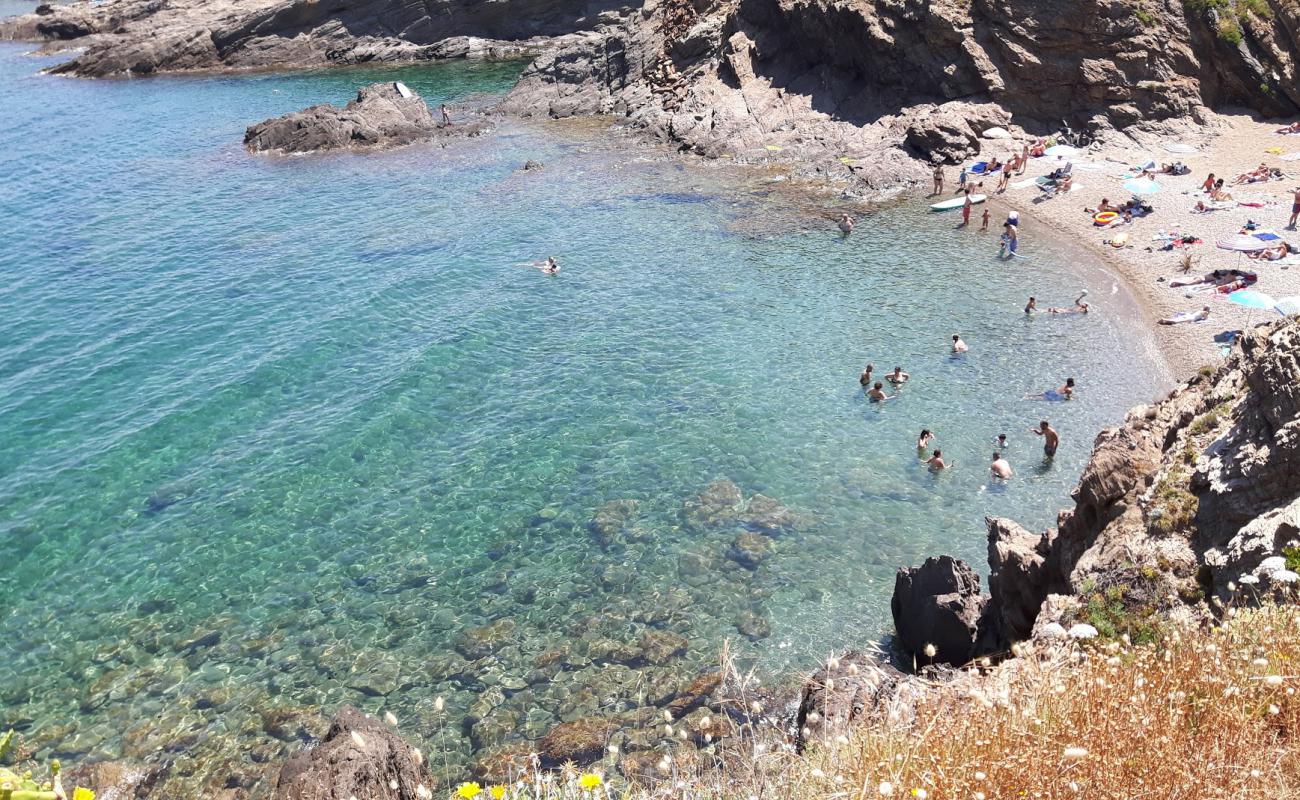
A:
1289;187;1299;230
1030;420;1059;458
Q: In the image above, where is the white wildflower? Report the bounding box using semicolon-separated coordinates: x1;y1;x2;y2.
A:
384;711;399;727
923;643;937;658
1063;746;1088;760
878;781;894;796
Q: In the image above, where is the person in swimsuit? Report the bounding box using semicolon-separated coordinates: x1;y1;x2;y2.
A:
440;104;452;127
839;213;855;235
1001;221;1018;257
1047;291;1089;314
867;382;892;402
961;190;973;227
926;449;948;471
887;366;910;385
1289;187;1300;230
1030;420;1059;458
1159;306;1211;325
1028;378;1075;401
1024;296;1037;314
981;208;991;231
540;256;559;274
990;452;1013;480
916;429;933;452
951;334;968;353
932;164;945;196
858;363;874;386
996;433;1008;449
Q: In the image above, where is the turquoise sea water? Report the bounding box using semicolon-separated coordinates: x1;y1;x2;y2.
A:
0;21;1169;795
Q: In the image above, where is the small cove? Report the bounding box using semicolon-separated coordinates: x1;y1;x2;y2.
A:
0;34;1170;791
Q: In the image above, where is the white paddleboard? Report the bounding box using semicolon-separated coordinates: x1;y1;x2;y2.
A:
931;194;987;211
394;81;413;99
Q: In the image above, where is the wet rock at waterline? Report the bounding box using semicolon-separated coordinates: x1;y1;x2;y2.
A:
275;706;432;800
244;83;490;155
890;555;1001;666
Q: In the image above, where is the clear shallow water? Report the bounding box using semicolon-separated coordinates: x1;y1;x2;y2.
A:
0;33;1168;794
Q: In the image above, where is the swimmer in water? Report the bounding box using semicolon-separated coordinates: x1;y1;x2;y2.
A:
838;214;855;235
1047;291;1089;314
867;382;892;402
858;363;874;386
916;428;933;452
1030;419;1060;458
926;449;948;471
952;334;968;353
996;433;1008;448
1026;377;1075;401
990;451;1013;479
1024;296;1037;314
886;366;910;385
524;256;559;273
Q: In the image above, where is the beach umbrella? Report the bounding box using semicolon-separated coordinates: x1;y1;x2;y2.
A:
1163;143;1198;155
1216;234;1275;252
1044;144;1077;157
1226;289;1277;310
1275;296;1300;316
1122;178;1162;195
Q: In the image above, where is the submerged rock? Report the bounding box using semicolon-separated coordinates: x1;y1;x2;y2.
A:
275;706;432;800
535;716;618;767
244;83;490;155
454;618;518;659
683;479;742;529
727;531;774;569
588;498;640;549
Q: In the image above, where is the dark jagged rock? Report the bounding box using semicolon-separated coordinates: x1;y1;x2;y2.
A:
890;555;1001;666
1;0;636;78
244;82;489;154
274;706;432;800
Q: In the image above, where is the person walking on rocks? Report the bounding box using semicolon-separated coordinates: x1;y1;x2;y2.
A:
440;104;452;127
932;164;945;196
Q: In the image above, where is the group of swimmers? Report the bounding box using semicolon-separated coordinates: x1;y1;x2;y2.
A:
911;420;1060;478
856;320;1072;478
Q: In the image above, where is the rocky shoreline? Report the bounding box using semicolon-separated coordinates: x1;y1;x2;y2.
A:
4;0;1300;797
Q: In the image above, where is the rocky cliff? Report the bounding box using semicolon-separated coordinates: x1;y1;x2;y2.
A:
0;0;636;77
892;316;1300;667
504;0;1300;182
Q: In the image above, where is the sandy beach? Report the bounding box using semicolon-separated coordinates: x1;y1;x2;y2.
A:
968;111;1300;379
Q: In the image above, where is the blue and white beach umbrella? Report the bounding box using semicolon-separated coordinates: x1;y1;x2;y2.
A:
1226;289;1277;311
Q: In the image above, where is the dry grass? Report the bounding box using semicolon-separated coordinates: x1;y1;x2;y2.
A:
500;605;1300;800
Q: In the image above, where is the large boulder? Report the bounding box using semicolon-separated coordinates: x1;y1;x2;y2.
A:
986;517;1058;642
61;761;164;800
890;556;1000;666
245;83;489;154
275;706;432;800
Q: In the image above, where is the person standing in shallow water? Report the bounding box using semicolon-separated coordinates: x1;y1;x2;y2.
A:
990;451;1013;479
868;382;893;402
838;213;855;235
951;334;968;353
1031;420;1059;457
961;190;973;227
859;363;874;386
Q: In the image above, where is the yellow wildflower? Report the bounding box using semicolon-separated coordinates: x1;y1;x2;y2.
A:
578;773;603;790
457;782;483;800
489;786;506;800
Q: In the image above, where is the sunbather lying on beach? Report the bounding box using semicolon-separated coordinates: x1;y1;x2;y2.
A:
1159;306;1211;325
1232;163;1270;185
1247;243;1291;261
1170;269;1256;288
1278;122;1300;135
1085;198;1121;214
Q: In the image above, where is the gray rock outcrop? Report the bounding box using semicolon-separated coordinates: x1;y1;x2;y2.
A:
244;83;488;154
1;0;636;77
274;706;432;800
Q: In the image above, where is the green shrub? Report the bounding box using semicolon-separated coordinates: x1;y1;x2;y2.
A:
1134;7;1156;24
1285;545;1300;573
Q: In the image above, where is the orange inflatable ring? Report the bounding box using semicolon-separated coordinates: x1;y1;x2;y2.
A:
1094;211;1118;226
